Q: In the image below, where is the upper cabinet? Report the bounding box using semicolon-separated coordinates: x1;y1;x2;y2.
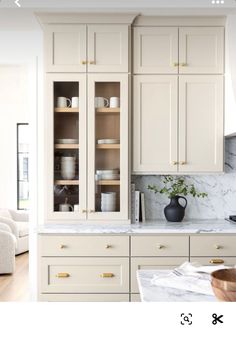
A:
133;27;178;74
179;27;224;74
44;24;129;73
133;26;224;74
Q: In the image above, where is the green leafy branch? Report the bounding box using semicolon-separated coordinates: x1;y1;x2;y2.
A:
148;175;208;199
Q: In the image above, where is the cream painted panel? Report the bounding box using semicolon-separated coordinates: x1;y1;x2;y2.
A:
88;25;129;72
133;27;178;74
133;75;178;173
179;27;224;74
179;75;224;172
40;235;129;257
44;24;87;72
190;257;236;266
41;257;129;293
190;236;236;257
131;294;141;302
131;257;187;293
39;294;129;302
131;236;189;257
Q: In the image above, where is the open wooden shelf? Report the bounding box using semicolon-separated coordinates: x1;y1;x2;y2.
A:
54;108;79;113
96;144;120;149
55;180;79;185
96;108;120;114
55;144;80;149
96;180;120;186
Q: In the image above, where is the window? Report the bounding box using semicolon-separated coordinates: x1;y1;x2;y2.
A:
17;123;29;210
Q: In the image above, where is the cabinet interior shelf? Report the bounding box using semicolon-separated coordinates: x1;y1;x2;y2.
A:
54;108;79;113
55;144;80;149
96;144;120;149
55;180;79;185
96;108;120;114
96;180;120;186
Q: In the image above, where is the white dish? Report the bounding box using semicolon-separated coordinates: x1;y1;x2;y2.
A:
99;174;120;180
96;169;119;175
56;139;78;144
97;139;120;144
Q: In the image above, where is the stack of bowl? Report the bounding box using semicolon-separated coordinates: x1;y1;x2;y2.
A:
101;192;117;212
96;169;120;181
211;268;236;301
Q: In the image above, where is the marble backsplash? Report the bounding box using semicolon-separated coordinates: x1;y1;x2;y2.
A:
132;137;236;220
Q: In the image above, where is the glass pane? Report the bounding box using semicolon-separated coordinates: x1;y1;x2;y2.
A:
17;124;29;210
53;82;80;212
94;82;120;213
18;181;29;210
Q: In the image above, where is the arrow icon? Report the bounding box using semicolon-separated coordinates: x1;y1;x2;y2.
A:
15;0;21;7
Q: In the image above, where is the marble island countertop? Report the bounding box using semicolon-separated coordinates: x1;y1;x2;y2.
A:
37;219;236;234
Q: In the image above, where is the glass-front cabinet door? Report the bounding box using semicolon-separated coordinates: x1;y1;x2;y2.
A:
87;74;129;220
45;74;87;220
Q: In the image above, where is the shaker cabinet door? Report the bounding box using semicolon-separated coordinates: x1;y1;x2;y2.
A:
179;27;224;74
87;25;129;72
133;75;178;173
133;27;178;74
44;24;87;72
178;75;224;172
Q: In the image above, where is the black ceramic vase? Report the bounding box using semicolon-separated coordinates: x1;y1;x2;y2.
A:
164;195;187;222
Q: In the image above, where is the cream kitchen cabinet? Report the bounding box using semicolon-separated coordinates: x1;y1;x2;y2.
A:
43;23;129;73
133;75;224;173
45;73;129;222
133;26;224;74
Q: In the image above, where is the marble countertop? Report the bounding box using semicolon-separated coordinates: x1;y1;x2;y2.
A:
37;219;236;234
137;270;216;302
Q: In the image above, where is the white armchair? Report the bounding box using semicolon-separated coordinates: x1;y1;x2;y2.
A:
0;223;16;274
0;209;29;255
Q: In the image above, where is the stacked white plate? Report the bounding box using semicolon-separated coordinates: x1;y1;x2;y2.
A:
97;139;120;144
101;192;116;212
96;169;120;180
56;139;78;144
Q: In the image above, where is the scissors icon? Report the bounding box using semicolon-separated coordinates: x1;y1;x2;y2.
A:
180;313;192;325
212;313;223;325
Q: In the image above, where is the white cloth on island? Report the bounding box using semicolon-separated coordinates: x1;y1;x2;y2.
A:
151;262;230;296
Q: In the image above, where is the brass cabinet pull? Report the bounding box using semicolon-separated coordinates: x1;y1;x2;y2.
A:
88;209;95;213
81;60;87;65
89;61;96;65
105;244;112;249
209;259;224;265
82;209;87;213
172;161;178;165
56;273;70;278
214;244;221;250
60;244;67;249
180;161;187;165
180;63;187;67
157;244;164;249
173;62;179;67
100;273;114;278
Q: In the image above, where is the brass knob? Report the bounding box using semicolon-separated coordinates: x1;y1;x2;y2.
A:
81;60;87;65
209;259;224;264
100;273;114;278
172;161;178;165
60;244;66;249
89;209;95;213
214;244;221;250
180;161;187;165
105;244;112;249
82;209;87;213
180;63;187;67
89;61;96;65
157;244;164;249
173;62;179;67
56;273;70;278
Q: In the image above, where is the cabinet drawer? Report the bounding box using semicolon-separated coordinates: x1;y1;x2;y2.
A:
190;257;236;267
40;235;129;257
131;257;187;293
190;236;236;256
131;236;189;257
41;257;129;293
39;293;129;302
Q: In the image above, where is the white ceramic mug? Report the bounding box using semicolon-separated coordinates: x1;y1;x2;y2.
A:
61;157;76;180
59;203;73;212
71;97;79;108
73;204;80;212
95;97;109;108
57;97;71;108
109;97;120;108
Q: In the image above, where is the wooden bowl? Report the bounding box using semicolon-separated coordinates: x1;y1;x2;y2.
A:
211;268;236;291
211;283;236;302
